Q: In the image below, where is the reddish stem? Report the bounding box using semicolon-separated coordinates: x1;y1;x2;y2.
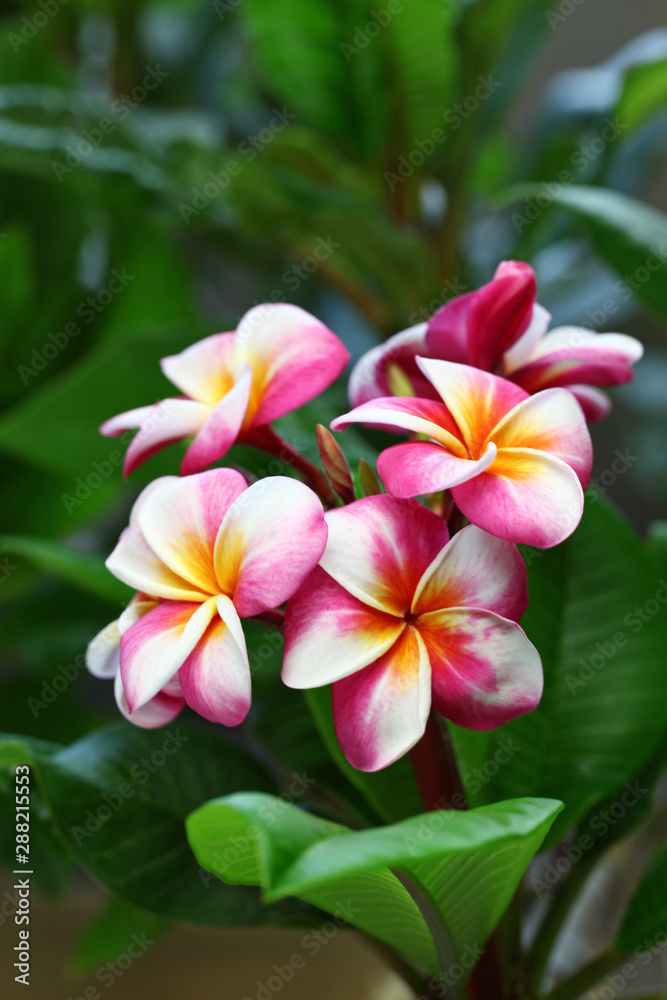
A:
242;425;337;507
409;711;467;813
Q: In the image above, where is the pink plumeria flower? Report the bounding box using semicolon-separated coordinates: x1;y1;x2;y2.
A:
283;496;542;772
349;260;643;422
332;358;593;548
101;303;349;476
87;469;328;727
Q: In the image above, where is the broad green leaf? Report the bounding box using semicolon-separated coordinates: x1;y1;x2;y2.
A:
304;686;421;824
187;792;562;973
450;496;667;843
501;184;667;322
617;844;667;952
0;535;130;604
0;724;303;927
70;898;170;976
617;59;667;135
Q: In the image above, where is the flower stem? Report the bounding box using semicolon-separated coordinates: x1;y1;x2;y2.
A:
409;711;467;812
243;424;338;507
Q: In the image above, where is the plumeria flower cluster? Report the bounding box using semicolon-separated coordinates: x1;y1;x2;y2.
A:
88;276;642;772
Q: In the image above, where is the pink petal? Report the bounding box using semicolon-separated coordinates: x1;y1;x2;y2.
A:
331;396;467;456
467;261;536;370
416;358;528;457
420;608;542;729
114;671;184;729
180;365;252;476
137;469;248;595
377;440;497;498
332;626;431;771
490;387;592;488
348;324;436;407
453;450;584;548
511;328;644;394
106;523;211;601
160;332;237;406
413;524;528;622
320;495;450;616
568;384;612;422
178;595;251;726
214;476;328;618
502;303;552;373
100;405;155;437
235;303;349;426
120;598;217;712
128;477;179;526
426;261;536;372
122;398;211;476
283;566;406;688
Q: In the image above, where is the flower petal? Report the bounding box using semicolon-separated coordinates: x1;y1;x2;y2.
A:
319;495;449;615
100;405;156;437
413;524;528;622
425;290;480;364
511;328;644;394
348;324;434;407
489;387;592;488
160;332;237;407
331;396;466;456
214;476;328;618
466;260;536;370
416;358;528;456
122;398;211;476
106;524;210;601
178;595;251;726
137;469;248;595
86;620;121;679
114;671;185;729
332;626;431;771
568;384;612;422
453;449;584;547
502;303;551;373
235;303;349;426
419;608;542;729
120;598;217;712
378;440;497;498
180;365;252;476
283;566;406;687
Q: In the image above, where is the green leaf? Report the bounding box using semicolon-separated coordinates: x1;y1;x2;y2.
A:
501;184;667;322
450;496;667;843
0;723;303;927
617;59;667;135
304;686;421;824
187;792;562;973
0;535;130;604
70;898;170;977
617;844;667;952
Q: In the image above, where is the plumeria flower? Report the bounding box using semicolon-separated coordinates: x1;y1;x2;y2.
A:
101;303;349;476
349;260;643;422
282;495;542;772
87;469;328;727
332;358;593;548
